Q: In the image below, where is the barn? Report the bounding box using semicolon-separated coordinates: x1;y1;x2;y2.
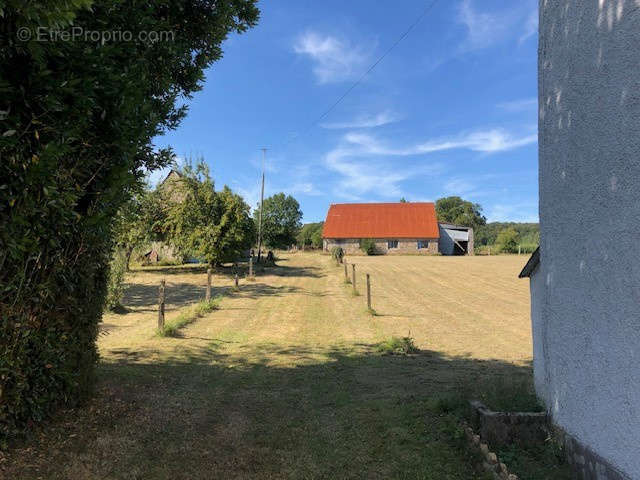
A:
321;202;473;255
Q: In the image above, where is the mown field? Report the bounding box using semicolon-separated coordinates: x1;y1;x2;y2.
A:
1;253;569;480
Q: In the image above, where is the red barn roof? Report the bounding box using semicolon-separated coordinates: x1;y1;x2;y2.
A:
322;202;440;239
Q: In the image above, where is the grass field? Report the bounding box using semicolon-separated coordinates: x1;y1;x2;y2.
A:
1;253;570;479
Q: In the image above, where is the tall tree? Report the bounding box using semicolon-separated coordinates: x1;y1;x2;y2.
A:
0;1;259;439
435;196;486;229
254;193;303;249
165;161;254;266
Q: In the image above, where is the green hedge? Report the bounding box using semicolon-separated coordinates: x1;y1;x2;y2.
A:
0;0;258;442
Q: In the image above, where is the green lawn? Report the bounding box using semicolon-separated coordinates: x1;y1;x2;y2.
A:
1;253;571;479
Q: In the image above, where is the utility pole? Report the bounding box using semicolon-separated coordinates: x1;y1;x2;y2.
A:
257;148;266;263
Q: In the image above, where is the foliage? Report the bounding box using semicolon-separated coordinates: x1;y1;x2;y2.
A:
435;196;486;229
0;0;259;441
475;222;539;246
399;197;408;203
165;160;255;266
112;188;166;269
331;246;344;264
496;228;520;253
376;336;419;355
297;222;324;248
104;249;128;311
157;297;221;337
360;238;377;255
254;193;303;249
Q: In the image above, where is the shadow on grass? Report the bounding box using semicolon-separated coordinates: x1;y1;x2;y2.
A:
0;342;566;480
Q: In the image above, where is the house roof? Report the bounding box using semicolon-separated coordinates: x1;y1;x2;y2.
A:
322;202;440;239
518;247;540;278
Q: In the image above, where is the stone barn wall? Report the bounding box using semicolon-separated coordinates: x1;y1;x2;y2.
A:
323;238;438;255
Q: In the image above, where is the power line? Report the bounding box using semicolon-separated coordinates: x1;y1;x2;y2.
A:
276;0;440;153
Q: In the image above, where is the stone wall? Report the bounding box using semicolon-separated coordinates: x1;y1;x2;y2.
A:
323;238;438;255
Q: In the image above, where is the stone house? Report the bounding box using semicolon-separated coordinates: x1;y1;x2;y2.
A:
519;3;640;479
322;202;458;255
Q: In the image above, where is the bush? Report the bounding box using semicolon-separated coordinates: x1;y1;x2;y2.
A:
360;238;377;255
105;250;128;311
376;336;419;355
331;246;344;264
496;228;520;253
0;1;258;442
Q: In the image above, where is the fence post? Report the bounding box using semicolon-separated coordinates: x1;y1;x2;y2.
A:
206;267;212;301
352;263;356;291
518;245;521;255
366;273;371;311
249;256;253;277
235;272;239;289
344;262;348;281
158;279;165;330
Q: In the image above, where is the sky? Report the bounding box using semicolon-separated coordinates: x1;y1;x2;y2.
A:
152;0;539;223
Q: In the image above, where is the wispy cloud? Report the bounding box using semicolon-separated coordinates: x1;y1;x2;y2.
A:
457;0;537;51
293;31;369;83
323;127;536;199
519;9;538;44
497;98;537;112
415;129;537;153
320;111;400;129
458;0;512;50
486;202;539;222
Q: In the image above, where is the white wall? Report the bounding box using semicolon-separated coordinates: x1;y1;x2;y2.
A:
537;1;640;477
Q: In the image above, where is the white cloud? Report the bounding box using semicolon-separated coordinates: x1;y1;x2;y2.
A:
320;111;400;129
519;9;538;44
415;129;537;154
457;0;538;50
323;127;536;198
458;0;511;50
293;31;368;83
497;98;537;112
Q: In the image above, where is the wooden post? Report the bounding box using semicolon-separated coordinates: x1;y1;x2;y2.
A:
366;273;371;311
158;279;165;330
351;263;356;291
518;245;521;255
344;262;348;281
235;272;239;289
249;256;253;277
206;267;212;301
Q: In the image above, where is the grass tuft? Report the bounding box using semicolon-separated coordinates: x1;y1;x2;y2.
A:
157;297;221;337
366;307;377;316
376;336;419;355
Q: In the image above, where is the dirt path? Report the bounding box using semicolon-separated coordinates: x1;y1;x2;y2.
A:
3;253;536;480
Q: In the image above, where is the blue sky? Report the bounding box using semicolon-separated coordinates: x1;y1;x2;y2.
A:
152;0;539;223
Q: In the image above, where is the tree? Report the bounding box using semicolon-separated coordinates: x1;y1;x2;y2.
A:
0;1;259;439
435;196;486;229
399;197;408;203
254;193;303;249
496;228;520;253
297;222;324;249
165;161;254;266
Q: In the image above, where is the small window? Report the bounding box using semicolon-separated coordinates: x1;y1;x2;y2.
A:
417;240;429;249
387;240;398;249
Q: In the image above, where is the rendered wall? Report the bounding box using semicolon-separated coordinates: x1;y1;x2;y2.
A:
537;1;640;478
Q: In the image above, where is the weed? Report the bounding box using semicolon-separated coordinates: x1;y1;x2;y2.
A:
376;336;419;355
157;297;221;337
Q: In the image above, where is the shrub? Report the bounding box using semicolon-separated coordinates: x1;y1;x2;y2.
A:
331;246;344;264
496;228;520;253
105;250;128;311
360;238;377;255
0;1;259;442
376;336;419;355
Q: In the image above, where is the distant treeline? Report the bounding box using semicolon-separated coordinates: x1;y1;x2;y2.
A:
475;222;539;246
297;222;324;248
